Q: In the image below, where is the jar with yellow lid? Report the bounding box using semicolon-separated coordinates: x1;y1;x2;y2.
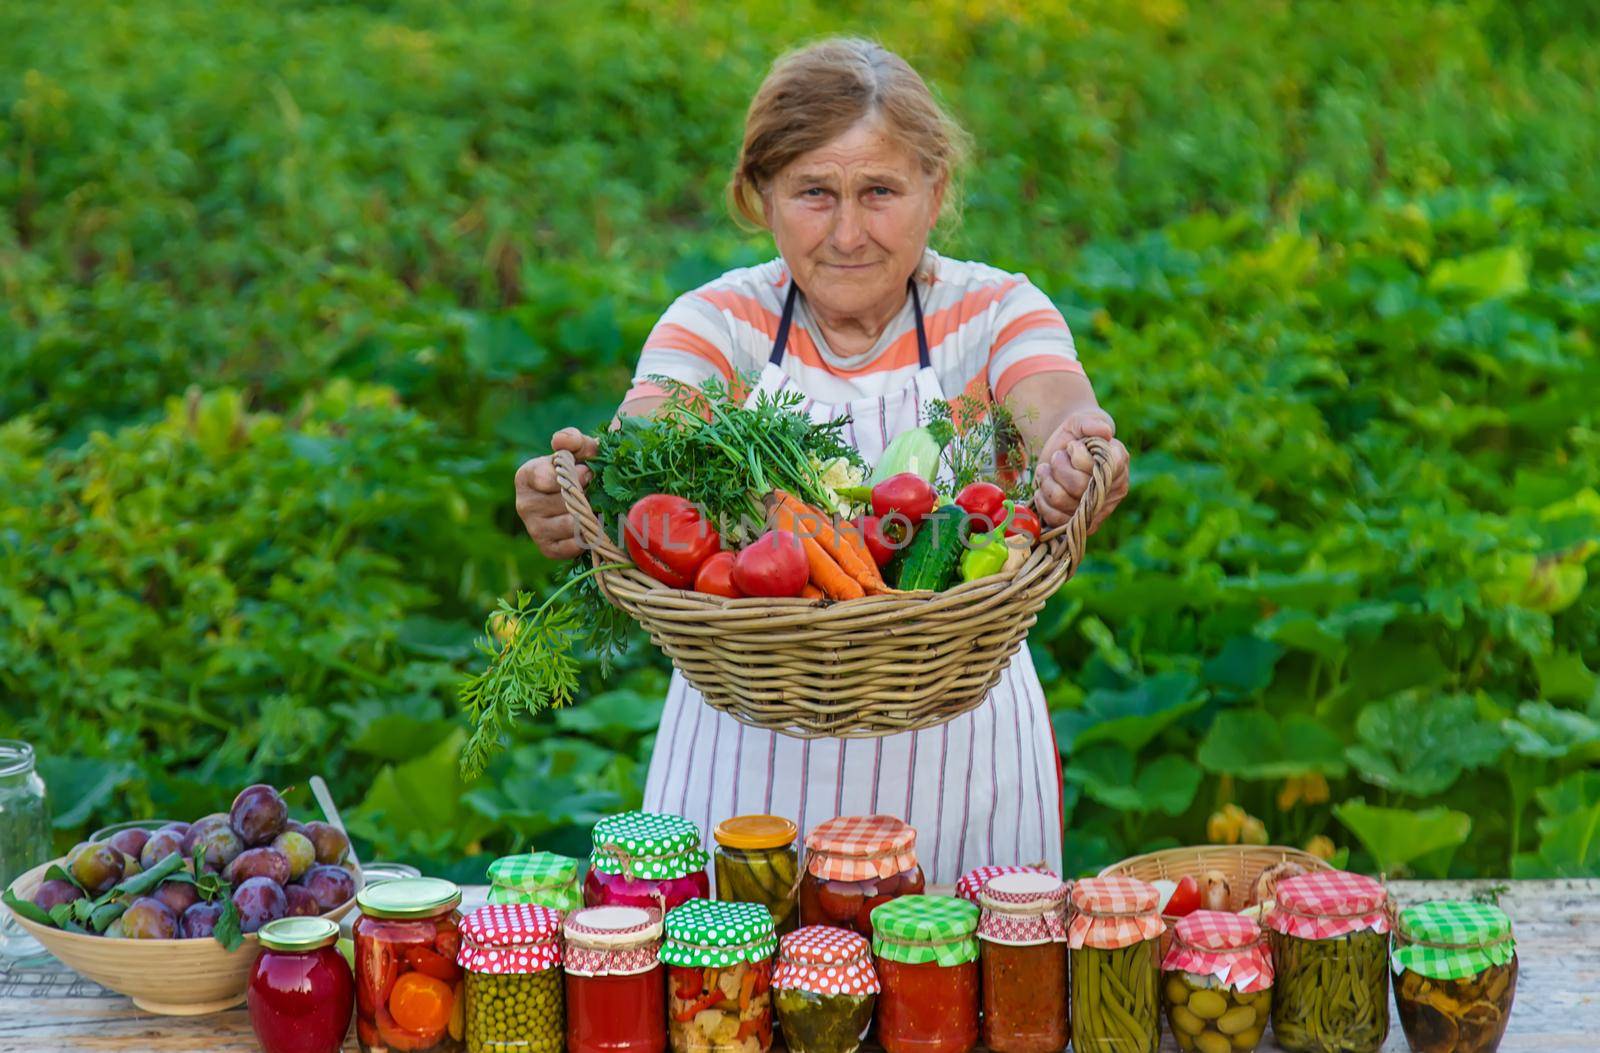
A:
715;815;800;936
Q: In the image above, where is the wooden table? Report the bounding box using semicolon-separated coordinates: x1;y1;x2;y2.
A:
2;880;1595;1052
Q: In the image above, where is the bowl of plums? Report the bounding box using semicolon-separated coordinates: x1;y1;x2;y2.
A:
1;783;362;1015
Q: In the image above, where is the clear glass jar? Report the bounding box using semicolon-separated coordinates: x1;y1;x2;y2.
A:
0;740;51;962
587;811;710;913
1067;877;1164;1053
662;899;777;1053
458;903;564;1053
1164;972;1271;1053
798;815;923;938
978;873;1071;1053
773;925;878;1053
871;895;981;1053
565;905;668;1053
1270;930;1389;1053
715;815;799;936
354;877;466;1053
249;917;356;1053
1392;900;1518;1053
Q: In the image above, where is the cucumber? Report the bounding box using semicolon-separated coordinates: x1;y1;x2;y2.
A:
895;505;968;591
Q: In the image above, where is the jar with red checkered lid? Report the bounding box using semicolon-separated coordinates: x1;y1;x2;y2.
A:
1161;910;1273;1053
798;815;924;938
1265;870;1391;1053
1067;876;1164;1053
772;926;878;1053
978;871;1069;1053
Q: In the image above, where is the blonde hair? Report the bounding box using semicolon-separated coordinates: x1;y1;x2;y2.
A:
728;38;970;231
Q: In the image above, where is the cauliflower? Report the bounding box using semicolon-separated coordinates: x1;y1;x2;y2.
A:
814;455;866;517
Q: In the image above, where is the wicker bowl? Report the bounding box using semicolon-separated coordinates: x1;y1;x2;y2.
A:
5;857;361;1015
556;437;1115;739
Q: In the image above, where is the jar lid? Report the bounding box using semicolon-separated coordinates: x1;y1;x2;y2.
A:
955;864;1054;902
458;903;563;974
1162;910;1273;994
977;872;1069;946
1267;871;1391;940
564;906;663;977
870;894;979;967
1068;876;1164;951
804;814;917;882
590;811;709;880
715;815;798;851
1394;901;1515;981
661;899;777;968
775;925;879;996
357;877;462;920
258;916;339;952
487;851;580;892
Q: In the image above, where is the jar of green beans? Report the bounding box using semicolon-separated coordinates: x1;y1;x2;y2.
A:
1265;871;1391;1053
458;903;565;1053
1067;876;1165;1053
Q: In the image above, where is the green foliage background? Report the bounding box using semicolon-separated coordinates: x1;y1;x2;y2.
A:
3;0;1598;882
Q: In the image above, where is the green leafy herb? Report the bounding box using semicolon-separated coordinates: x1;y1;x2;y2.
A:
213;895;244;952
925;395;1032;500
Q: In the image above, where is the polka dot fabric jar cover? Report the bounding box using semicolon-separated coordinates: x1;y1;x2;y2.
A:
591;811;709;880
458;903;564;973
775;926;880;996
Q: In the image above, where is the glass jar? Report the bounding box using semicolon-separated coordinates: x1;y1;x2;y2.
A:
486;852;583;911
354;877;466;1053
586;811;710;912
1161;910;1274;1053
1267;871;1390;1053
458;903;564;1053
715;815;800;936
1068;876;1164;1053
249;917;356;1053
0;739;51;962
870;895;980;1053
662;899;778;1053
1393;901;1518;1053
798;815;923;937
564;905;668;1053
978;872;1070;1053
773;925;878;1053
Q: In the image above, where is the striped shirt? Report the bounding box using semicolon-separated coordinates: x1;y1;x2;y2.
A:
627;251;1084;408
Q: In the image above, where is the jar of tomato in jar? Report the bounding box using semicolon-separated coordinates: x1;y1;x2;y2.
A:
354;877;465;1053
564;905;668;1053
978;872;1070;1053
1162;910;1274;1053
798;815;923;937
662;899;779;1053
715;815;800;936
457;903;564;1053
870;895;980;1053
1068;876;1165;1053
586;811;710;911
248;917;355;1053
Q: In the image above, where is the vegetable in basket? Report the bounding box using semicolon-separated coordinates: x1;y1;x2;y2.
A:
868;426;945;486
871;473;939;526
624;495;722;589
694;552;742;599
732;531;810;598
895;504;968;591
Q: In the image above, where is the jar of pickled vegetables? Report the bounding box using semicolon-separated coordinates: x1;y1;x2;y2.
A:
1393;901;1517;1053
1161;910;1273;1053
487;851;583;911
978;871;1070;1053
870;894;980;1053
773;926;878;1053
954;864;1053;903
662;898;778;1053
715;815;800;936
798;814;924;937
565;905;668;1053
354;877;466;1053
1266;870;1391;1053
1067;876;1164;1053
456;903;564;1053
586;811;710;912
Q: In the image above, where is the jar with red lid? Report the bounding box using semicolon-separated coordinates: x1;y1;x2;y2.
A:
978;872;1070;1053
354;877;465;1053
1266;871;1391;1053
585;811;710;911
564;905;668;1053
457;902;564;1053
248;916;355;1053
798;815;923;937
1068;876;1165;1053
1162;910;1274;1053
870;895;980;1053
773;925;878;1053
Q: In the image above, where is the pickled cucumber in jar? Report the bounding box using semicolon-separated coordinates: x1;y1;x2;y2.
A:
774;988;875;1053
466;969;565;1053
1164;972;1270;1053
714;816;800;936
1270;930;1389;1053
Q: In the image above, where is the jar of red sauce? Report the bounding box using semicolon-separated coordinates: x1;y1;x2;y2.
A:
870;895;980;1053
798;815;923;937
353;877;465;1053
585;811;710;912
564;905;668;1053
248;916;355;1053
978;872;1070;1053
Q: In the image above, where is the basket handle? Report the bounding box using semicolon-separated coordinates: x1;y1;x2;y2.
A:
1036;435;1116;565
552;447;630;565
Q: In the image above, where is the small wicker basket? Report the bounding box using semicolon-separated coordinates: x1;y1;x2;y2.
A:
555;438;1114;739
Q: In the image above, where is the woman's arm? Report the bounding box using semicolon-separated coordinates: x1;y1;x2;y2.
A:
1003;370;1130;534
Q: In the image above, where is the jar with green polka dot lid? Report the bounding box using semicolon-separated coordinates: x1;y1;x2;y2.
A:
662;899;778;1053
457;903;565;1053
586;810;711;912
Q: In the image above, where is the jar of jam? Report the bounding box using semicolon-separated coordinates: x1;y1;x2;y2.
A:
715;815;800;936
457;903;564;1053
773;926;878;1053
798;814;923;937
954;864;1053;903
564;905;668;1053
978;872;1070;1053
870;895;980;1053
248;917;355;1053
354;877;466;1053
1068;876;1164;1053
662;899;778;1053
1267;871;1391;1053
486;851;583;911
1162;910;1273;1053
1393;900;1517;1053
586;811;710;911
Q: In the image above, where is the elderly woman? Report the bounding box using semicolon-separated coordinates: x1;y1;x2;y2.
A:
516;39;1130;881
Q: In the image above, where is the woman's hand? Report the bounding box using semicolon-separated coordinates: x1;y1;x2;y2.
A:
514;428;599;560
1032;408;1130;534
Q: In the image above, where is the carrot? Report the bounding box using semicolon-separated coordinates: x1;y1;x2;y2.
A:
799;532;864;600
769;491;886;593
800;584;823;600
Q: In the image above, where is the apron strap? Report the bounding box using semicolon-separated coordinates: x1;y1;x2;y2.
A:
770;277;931;369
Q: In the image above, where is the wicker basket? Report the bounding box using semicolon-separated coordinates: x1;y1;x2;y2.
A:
556;438;1114;739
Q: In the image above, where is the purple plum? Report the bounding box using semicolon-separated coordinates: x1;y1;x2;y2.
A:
229;785;287;847
231;877;288;934
300;864;356;913
180;900;224;939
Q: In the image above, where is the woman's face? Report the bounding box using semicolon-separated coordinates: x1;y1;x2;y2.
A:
764;120;945;321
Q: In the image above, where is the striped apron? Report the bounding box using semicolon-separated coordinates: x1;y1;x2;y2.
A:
641;278;1064;884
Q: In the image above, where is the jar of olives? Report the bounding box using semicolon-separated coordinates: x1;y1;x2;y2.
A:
870;895;981;1053
662;899;778;1053
978;871;1070;1053
1067;876;1165;1053
1393;901;1517;1053
773;926;878;1053
457;903;565;1053
1266;871;1392;1053
565;905;668;1053
1161;910;1273;1053
798;815;923;938
354;877;466;1053
487;851;583;911
715;815;800;936
586;811;711;912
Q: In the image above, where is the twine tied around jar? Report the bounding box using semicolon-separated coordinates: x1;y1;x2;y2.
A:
1272;893;1396;925
596;839;702;876
1393;928;1515;953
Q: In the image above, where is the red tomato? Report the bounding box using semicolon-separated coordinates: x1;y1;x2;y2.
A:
624;495;721;588
855;515;902;568
1006;504;1042;541
954;482;1006;529
731;530;809;597
1165;875;1201;918
692;551;742;598
870;473;938;525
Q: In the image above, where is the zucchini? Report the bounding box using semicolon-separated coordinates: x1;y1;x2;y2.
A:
895;505;968;591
